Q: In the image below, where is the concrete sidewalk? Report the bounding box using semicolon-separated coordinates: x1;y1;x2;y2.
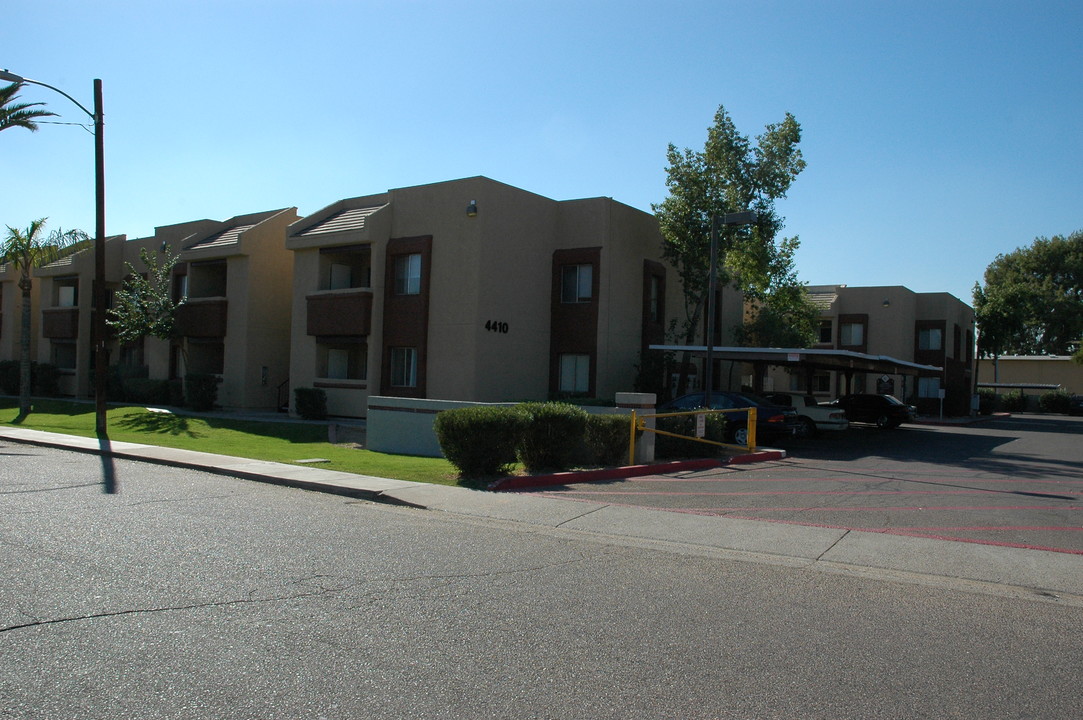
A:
2;425;1081;601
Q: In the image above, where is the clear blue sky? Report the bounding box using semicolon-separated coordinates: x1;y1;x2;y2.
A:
4;0;1080;307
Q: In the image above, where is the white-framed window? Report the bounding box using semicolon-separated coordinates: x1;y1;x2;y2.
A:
559;353;590;394
393;254;421;295
561;264;593;303
918;376;941;398
649;275;661;323
918;327;942;351
390;347;417;387
56;280;77;307
321;341;367;381
329;263;353;291
840;322;864;346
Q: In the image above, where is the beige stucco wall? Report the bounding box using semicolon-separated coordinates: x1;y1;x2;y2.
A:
287;177;685;416
0;264;39;366
977;356;1083;394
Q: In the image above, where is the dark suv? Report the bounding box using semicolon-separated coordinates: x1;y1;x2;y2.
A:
658;391;801;445
831;394;914;428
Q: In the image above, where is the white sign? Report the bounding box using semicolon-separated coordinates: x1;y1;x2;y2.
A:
696;413;706;438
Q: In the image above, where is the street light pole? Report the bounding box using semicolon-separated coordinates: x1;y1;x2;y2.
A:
703;210;757;409
1;69;108;436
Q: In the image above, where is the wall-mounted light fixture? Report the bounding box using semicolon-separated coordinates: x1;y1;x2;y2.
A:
882;299;891;308
466;200;478;217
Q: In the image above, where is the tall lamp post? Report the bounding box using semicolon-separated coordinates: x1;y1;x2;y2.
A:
1;69;108;436
703;210;757;409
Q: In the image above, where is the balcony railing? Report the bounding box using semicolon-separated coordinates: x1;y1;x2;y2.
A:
175;297;228;338
42;307;79;339
306;289;372;337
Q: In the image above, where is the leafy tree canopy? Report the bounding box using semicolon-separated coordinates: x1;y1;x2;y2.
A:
973;230;1083;357
652;105;807;346
107;245;182;345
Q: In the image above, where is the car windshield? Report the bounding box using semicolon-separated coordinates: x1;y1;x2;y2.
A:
883;395;905;406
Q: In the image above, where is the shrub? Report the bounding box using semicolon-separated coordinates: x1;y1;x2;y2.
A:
584;414;630;467
977;388;997;415
0;360;19;395
654;411;727;459
0;360;60;397
516;402;589;473
435;406;527;478
122;378;172;405
1038;389;1072;414
184;373;219;411
1000;389;1027;413
294;387;328;420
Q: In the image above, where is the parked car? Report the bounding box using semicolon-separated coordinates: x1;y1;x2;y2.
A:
763;393;849;437
830;394;914;429
658;391;802;445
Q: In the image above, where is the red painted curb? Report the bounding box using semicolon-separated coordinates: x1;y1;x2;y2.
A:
490;450;783;491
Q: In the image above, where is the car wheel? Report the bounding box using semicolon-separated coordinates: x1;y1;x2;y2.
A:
875;414;892;429
796;417;817;439
730;425;749;446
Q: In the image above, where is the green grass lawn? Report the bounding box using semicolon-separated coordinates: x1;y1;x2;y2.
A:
1;398;461;486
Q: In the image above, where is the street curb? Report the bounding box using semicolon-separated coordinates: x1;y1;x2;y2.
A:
490;449;785;491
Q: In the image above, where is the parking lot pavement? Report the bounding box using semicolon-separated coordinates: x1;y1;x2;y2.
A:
519;415;1083;555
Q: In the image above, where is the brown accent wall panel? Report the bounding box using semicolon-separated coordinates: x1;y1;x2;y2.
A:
380;236;432;398
641;260;666;351
549;247;600;395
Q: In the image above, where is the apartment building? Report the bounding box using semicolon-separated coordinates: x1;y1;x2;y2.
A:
170;208;299;409
285;176;692;417
0;261;38;365
765;285;975;415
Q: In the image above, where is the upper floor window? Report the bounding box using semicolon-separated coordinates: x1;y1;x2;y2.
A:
561;264;593;303
56;279;78;307
840;322;864;346
918;327;942;351
818;320;833;344
394;254;421;295
649;275;662;323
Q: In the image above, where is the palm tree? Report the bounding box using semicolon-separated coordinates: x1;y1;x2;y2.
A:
0;82;57;133
1;219;88;416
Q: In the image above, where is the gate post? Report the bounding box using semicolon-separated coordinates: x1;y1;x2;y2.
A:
617;392;656;465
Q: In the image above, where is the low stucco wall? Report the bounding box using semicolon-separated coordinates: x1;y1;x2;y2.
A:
365;394;654;460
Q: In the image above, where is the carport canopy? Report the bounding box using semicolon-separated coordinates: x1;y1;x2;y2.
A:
648;344;942;395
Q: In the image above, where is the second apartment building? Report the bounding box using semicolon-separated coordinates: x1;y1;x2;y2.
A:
286;176;689;417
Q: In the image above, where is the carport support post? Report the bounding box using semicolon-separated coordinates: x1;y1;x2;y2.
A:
617;392;656;464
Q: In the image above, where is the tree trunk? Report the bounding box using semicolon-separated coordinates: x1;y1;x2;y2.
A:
19;284;32;416
675;297;706;396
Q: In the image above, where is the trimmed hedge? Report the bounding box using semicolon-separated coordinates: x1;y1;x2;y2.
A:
294;387;328;420
1038;389;1072;414
584;414;630;467
1000;389;1027;413
515;402;589;473
0;360;61;397
435;405;527;477
185;373;219;411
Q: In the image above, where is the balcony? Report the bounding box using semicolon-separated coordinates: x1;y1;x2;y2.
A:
42;308;79;339
306;289;372;337
175;297;228;338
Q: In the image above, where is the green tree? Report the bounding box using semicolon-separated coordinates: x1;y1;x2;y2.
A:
732;234;819;348
653;105;807;391
973;231;1083;358
107;244;182;346
1;219;88;415
0;82;57;133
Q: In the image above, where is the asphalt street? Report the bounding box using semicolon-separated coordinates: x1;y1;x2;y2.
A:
524;414;1083;554
2;446;1082;719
